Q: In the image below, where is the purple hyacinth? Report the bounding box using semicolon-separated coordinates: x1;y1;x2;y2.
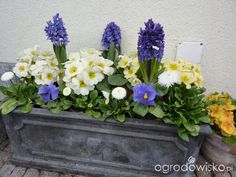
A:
133;83;159;106
38;82;59;102
101;22;121;49
137;19;165;61
45;13;69;46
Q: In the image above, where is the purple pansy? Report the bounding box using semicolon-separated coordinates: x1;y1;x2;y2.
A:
137;19;165;61
38;82;59;102
101;22;121;49
133;83;159;106
44;13;69;46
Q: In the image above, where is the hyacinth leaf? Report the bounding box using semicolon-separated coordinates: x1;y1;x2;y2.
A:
108;74;127;86
133;103;148;117
107;42;116;61
149;105;165;118
53;45;67;68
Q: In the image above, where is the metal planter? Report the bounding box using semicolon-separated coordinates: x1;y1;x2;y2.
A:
0;62;14;143
3;108;211;177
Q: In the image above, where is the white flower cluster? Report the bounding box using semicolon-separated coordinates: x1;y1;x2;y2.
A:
63;48;114;96
118;52;141;86
13;45;59;85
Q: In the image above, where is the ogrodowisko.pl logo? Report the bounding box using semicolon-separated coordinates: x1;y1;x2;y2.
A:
154;156;234;174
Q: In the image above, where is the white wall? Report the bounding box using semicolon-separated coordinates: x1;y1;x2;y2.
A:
0;0;236;96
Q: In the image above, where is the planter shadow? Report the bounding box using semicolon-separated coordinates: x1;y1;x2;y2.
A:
3;108;211;177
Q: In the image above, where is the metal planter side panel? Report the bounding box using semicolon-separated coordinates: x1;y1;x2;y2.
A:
3;108;207;177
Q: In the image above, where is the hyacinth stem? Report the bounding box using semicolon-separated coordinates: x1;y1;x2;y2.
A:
53;45;67;69
139;60;149;84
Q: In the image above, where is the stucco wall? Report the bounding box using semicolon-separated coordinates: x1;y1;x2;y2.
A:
0;0;236;96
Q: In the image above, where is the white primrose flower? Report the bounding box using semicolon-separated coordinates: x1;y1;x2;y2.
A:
158;70;180;88
41;68;57;85
65;62;83;77
71;77;94;96
111;87;127;100
80;48;101;58
23;45;40;57
1;72;14;81
102;91;110;104
13;62;29;78
83;69;104;85
68;52;81;61
63;87;72;96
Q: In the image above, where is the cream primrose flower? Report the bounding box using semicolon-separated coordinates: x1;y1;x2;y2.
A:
30;58;58;85
16;55;33;65
158;70;180;88
80;48;101;58
83;69;104;85
63;87;72;96
68;52;81;62
38;51;54;60
13;62;29;78
102;91;110;104
42;68;57;85
1;72;14;81
65;61;83;77
118;55;132;68
179;72;195;89
63;49;114;96
23;45;41;57
96;58;114;75
111;87;127;100
128;76;142;86
71;76;94;96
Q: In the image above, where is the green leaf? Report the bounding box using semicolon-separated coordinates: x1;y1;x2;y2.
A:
183;122;196;132
1;98;18;115
50;107;62;114
149;105;165;118
21;103;33;113
199;115;210;123
107;42;116;61
133;103;148;117
177;128;189;142
223;136;236;145
154;84;168;96
53;45;67;69
108;74;127;86
90;90;98;101
96;79;110;92
85;110;101;119
116;114;126;123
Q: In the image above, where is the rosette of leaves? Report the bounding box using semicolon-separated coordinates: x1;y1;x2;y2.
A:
0;81;38;114
152;84;209;141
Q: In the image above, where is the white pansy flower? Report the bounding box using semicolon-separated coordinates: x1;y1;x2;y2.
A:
63;87;72;96
112;87;127;100
158;70;180;88
13;62;29;78
1;72;14;81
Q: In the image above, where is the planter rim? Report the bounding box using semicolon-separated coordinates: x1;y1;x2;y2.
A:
8;107;211;136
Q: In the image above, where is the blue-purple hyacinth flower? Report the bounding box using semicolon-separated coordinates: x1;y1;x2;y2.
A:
101;22;121;49
133;83;159;106
38;83;59;102
45;13;69;46
137;19;165;61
